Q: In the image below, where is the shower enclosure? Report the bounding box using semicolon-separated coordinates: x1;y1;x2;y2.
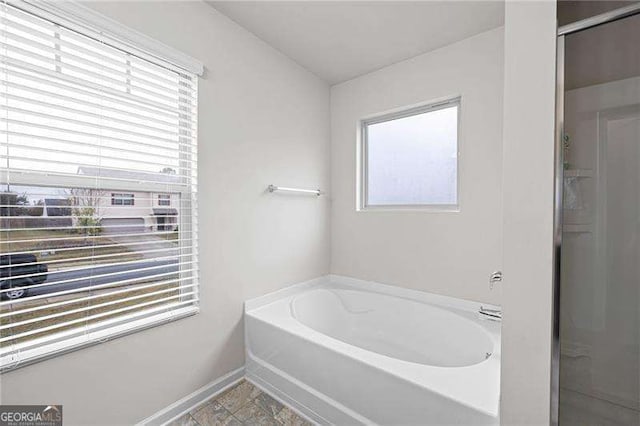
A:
555;2;640;424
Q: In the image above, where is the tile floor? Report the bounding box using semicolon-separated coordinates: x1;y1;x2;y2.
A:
167;380;314;426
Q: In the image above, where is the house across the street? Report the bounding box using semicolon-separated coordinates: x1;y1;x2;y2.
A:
77;167;180;234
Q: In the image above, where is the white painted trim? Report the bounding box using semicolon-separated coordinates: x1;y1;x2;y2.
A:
244;274;500;314
7;0;204;75
137;367;245;426
358;96;462;212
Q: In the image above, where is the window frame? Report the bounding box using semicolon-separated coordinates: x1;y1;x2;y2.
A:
0;0;201;372
157;194;171;206
358;97;462;212
111;193;135;206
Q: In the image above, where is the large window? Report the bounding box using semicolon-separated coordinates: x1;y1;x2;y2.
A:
360;98;460;209
0;2;199;370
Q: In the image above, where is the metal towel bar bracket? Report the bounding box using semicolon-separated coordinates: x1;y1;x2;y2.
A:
267;185;322;196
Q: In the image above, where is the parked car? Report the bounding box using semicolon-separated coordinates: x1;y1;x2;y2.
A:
0;254;48;300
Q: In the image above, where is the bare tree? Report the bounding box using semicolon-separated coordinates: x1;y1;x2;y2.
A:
67;188;105;212
66;188;107;237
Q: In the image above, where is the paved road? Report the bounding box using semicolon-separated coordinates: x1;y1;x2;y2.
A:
107;235;179;260
26;259;179;297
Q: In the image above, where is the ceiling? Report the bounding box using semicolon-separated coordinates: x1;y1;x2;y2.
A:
209;1;505;85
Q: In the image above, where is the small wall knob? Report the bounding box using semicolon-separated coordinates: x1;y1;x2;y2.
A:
489;271;503;289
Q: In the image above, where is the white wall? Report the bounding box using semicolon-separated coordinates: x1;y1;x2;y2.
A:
500;1;557;424
330;28;504;305
0;2;330;425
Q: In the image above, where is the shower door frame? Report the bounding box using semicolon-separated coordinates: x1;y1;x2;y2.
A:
553;3;640;425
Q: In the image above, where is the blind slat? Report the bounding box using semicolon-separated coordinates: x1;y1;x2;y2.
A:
0;192;197;202
0;27;196;96
2;142;187;171
0;253;191;281
3;229;185;245
3;92;188;139
0;167;196;188
0;117;195;152
0;15;181;87
0;238;197;258
0;121;196;158
0;130;194;163
1;66;195;124
0;267;198;303
1;286;197;330
0;156;187;181
1;58;187;116
0;260;194;294
0;8;186;84
0;222;191;233
0;41;195;105
0;246;190;269
0;203;193;210
3;289;197;330
0;279;189;318
2;79;196;131
0;297;198;343
2;105;191;145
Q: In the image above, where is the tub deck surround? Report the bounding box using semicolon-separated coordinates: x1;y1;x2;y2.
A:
167;379;313;426
244;275;501;425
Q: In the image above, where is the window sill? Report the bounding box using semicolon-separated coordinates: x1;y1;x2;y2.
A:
357;205;460;213
1;305;199;373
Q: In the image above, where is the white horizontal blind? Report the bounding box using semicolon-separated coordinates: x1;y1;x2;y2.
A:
0;2;198;370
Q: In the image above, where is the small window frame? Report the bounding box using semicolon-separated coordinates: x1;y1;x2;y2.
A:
158;194;171;206
358;97;461;212
111;193;135;206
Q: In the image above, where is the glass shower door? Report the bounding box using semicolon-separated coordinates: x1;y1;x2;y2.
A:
559;10;640;425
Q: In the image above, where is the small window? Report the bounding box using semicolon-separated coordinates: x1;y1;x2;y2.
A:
158;194;171;206
111;193;135;206
360;98;460;209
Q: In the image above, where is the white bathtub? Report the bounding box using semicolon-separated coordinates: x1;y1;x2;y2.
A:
245;275;501;425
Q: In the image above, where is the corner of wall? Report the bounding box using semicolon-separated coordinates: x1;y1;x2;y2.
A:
500;1;557;423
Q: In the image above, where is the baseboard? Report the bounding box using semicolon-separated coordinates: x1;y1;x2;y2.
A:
137;367;245;426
